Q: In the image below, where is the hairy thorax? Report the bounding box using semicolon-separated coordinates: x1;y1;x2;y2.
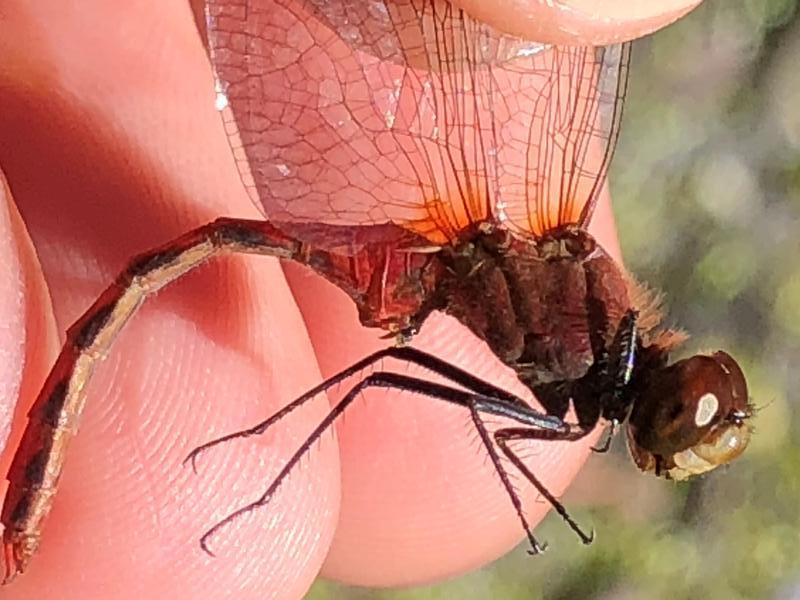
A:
438;225;631;386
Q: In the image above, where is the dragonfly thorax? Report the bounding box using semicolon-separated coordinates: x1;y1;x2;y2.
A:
436;227;631;390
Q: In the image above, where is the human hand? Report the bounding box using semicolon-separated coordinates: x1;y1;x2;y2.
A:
0;1;702;598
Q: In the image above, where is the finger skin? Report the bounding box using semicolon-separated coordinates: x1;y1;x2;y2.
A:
0;1;690;598
0;2;337;599
451;0;704;44
0;175;58;475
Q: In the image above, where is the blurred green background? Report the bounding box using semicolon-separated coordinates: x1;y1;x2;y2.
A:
309;0;800;598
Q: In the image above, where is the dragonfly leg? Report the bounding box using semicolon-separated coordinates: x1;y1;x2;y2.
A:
467;406;546;554
0;216;362;583
184;345;562;470
590;420;618;453
197;371;566;554
494;426;594;547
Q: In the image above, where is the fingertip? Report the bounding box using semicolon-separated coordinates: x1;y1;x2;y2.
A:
590;186;623;263
0;3;339;597
0;171;58;479
451;0;704;44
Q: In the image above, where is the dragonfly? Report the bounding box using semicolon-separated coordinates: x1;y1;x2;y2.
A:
1;0;754;583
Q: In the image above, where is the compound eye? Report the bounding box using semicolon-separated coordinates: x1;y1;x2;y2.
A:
627;351;753;480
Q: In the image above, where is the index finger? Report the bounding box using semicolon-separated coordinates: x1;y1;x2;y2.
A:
0;2;338;598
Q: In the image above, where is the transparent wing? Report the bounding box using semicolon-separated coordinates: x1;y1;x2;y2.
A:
204;0;630;244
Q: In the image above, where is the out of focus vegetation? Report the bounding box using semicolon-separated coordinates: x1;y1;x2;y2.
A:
310;1;800;598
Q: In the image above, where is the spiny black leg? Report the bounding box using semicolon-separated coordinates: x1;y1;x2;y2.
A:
591;420;618;453
494;427;594;545
197;372;567;554
389;347;531;409
184;346;559;471
467;406;546;555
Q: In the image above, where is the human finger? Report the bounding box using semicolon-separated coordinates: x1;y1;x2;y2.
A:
0;2;337;598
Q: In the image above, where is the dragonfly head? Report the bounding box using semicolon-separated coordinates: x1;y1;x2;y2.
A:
626;350;753;480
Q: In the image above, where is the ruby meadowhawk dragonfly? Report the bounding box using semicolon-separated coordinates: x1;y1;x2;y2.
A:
1;0;753;584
